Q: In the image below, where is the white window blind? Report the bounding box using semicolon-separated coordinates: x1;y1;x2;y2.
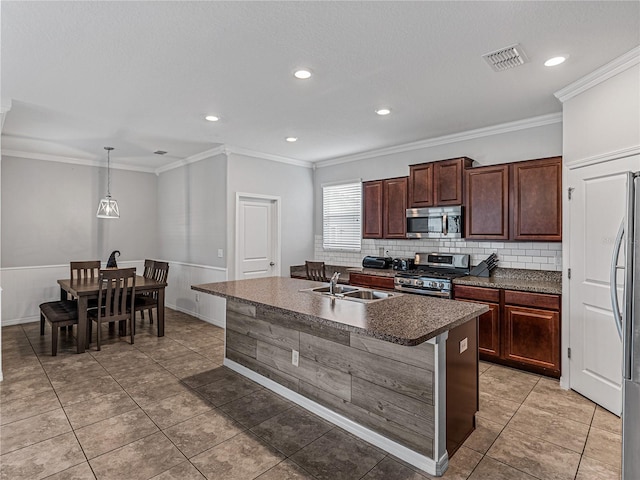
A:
322;181;362;251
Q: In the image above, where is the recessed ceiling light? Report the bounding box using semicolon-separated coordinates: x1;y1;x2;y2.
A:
544;56;567;67
294;69;312;80
205;115;219;122
285;137;298;142
154;150;167;155
375;108;391;116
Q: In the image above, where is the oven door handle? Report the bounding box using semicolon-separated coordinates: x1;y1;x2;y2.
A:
442;214;448;236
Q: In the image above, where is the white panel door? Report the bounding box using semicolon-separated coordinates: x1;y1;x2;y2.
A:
236;196;279;280
569;156;640;413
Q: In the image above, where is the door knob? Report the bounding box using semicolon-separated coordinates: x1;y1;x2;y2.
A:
269;262;275;266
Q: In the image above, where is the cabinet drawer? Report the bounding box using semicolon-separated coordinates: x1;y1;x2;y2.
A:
349;273;395;291
454;285;500;303
504;290;560;310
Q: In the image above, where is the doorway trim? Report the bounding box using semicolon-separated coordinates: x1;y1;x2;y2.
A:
235;192;282;281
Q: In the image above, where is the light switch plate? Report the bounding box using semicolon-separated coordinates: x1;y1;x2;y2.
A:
460;337;468;354
217;249;224;258
291;349;299;367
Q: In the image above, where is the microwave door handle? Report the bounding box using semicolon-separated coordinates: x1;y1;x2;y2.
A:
442;214;448;236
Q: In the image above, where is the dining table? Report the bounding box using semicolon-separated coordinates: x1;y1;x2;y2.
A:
57;274;167;353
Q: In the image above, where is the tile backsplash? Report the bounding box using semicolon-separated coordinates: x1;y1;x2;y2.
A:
314;235;562;271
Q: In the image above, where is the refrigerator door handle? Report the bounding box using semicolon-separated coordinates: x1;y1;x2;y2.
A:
610;221;625;340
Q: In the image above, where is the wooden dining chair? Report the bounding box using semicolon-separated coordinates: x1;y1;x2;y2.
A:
39;300;79;356
70;260;101;307
134;260;169;329
88;268;136;351
70;260;101;282
305;261;327;281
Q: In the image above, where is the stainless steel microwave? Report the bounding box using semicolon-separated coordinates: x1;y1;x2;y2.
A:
406;206;463;239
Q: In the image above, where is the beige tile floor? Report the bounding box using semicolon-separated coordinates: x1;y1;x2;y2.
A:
0;309;622;479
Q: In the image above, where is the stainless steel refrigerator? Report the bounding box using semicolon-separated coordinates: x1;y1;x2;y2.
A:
610;171;639;479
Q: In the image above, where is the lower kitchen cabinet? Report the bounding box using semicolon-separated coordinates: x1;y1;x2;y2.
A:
349;273;395;291
454;285;561;377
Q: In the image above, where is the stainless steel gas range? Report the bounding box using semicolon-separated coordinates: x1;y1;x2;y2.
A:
393;252;470;298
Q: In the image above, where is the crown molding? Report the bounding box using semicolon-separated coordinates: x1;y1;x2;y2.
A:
554;46;640;103
565;145;640;170
154;145;227;174
224;145;313;169
1;149;157;173
314;113;562;168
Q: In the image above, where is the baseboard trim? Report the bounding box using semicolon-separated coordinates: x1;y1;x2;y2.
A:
224;358;444;476
166;303;225;329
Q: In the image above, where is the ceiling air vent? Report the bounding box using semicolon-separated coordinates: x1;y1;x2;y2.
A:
482;44;529;72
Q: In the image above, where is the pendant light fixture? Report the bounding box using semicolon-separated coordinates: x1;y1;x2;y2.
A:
96;146;120;218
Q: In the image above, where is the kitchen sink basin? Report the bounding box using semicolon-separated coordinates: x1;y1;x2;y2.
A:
307;285;359;294
300;284;400;303
342;290;396;300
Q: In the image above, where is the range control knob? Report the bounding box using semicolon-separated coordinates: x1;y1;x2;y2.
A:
415;280;424;287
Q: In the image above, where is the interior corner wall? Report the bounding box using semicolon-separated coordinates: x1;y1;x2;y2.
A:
226;153;315;280
312;122;563;234
157;153;227;267
156;153;228;326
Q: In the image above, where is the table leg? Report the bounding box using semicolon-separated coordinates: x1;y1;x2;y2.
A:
60;286;66;301
77;296;88;354
157;288;165;337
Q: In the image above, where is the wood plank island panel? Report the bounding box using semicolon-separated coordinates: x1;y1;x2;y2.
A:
194;277;486;476
224;299;437;458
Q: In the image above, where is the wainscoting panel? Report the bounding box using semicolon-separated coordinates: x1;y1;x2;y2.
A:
0;260;227;327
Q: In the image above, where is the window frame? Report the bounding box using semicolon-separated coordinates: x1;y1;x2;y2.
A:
322;180;362;252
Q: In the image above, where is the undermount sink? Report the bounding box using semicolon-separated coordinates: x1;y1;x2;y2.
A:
307;285;359;294
300;284;400;303
343;290;395;300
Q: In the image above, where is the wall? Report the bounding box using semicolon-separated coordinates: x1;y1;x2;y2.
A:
0;155;157;324
157;153;228;327
226;152;315;280
563;64;640;164
1;156;158;266
313;121;564;270
559;56;640;390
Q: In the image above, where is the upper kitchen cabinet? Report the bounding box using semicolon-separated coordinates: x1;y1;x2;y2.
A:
465;156;562;241
363;177;408;239
363;180;384;238
511;156;562;241
409;157;473;207
465;164;510;240
383;176;408;238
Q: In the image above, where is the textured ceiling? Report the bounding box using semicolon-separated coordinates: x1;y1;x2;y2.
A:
1;1;639;170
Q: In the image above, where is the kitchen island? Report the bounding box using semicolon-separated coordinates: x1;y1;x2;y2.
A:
192;276;487;477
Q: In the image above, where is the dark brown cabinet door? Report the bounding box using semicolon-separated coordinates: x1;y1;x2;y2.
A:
362;180;383;238
454;286;501;360
408;163;434;208
465;165;509;239
503;305;560;376
511;156;562;241
434;157;473;206
383;177;408;238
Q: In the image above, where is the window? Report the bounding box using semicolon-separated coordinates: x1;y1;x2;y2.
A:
322;181;362;251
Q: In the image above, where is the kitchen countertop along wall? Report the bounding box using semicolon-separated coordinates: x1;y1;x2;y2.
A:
292;264;561;295
453;268;562;295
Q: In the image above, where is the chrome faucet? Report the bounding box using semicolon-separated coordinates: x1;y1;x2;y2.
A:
329;272;341;295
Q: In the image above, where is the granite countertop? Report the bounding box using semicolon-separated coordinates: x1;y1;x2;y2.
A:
193;277;487;346
453;268;562;295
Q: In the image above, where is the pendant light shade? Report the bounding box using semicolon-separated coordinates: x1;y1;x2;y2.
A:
96;146;120;219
